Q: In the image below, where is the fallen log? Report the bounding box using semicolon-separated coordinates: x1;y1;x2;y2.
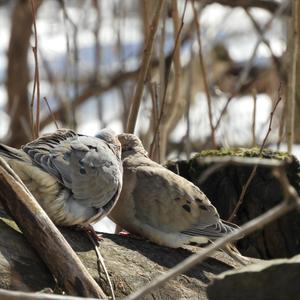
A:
0;215;257;299
0;288;97;300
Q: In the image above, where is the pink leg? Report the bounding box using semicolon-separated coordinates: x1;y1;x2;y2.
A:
118;230;144;240
75;224;103;244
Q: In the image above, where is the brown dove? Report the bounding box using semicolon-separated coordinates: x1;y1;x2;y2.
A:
109;133;238;248
0;129;123;227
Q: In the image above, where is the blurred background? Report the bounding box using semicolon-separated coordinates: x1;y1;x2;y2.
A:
0;0;297;231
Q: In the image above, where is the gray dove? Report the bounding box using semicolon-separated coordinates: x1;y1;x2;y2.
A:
109;133;238;248
0;129;123;227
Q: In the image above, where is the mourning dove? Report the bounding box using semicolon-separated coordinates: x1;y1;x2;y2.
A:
0;129;123;227
109;133;238;248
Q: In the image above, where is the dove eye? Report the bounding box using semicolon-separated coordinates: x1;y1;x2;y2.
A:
182;204;191;213
88;145;98;151
63;152;71;161
79;167;86;175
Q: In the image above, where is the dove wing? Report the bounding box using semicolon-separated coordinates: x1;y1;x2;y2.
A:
23;129;122;208
22;129;77;182
132;165;222;236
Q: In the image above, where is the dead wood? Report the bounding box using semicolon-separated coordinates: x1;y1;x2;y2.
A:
0;288;97;300
166;149;300;259
126;0;164;133
0;214;257;300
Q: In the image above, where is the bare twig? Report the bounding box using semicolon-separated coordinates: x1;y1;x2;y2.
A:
6;0;42;146
86;233;115;300
213;0;289;132
20;117;34;142
273;169;300;213
126;0;164;133
118;85;130;130
60;0;79;129
30;68;37;139
197;156;284;168
154;0;184;161
148;1;166;161
30;0;41;138
228;87;282;221
125;168;299;300
195;156;283;186
92;0;106;128
184;48;195;159
39;50;74;128
43;97;59;129
251;89;257;147
40;17;196;131
140;0;150;43
192;0;216;148
150;0;188;155
0;289;98;300
261;86;282;148
286;0;298;153
92;0;101;81
244;8;281;75
158;2;166;114
277;100;286;150
40;69;139;129
149;82;160;162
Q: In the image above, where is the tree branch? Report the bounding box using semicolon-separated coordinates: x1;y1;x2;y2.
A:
201;0;290;15
126;0;164;133
0;288;97;300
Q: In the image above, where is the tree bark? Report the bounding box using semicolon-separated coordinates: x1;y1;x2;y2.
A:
166;149;300;259
291;0;300;143
0;215;255;299
6;0;42;147
0;289;97;300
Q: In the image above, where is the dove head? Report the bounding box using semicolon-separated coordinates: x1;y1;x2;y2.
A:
117;133;148;156
96;128;121;158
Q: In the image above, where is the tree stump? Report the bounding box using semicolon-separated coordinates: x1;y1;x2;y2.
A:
166;148;300;259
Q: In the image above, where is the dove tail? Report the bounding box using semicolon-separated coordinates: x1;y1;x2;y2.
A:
181;219;240;241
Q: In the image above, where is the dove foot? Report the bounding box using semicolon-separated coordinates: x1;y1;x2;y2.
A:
75;224;103;245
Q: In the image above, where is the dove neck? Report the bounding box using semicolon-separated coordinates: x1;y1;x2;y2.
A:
122;147;148;160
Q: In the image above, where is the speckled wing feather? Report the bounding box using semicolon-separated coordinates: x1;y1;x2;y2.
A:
21;129;77;182
22;129;122;209
129;160;232;239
